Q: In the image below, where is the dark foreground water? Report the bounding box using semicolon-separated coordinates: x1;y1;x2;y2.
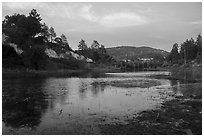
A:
2;71;202;134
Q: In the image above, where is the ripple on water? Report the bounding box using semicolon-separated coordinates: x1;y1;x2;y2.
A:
3;71;193;134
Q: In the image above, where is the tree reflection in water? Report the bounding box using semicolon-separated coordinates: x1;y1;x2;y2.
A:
2;78;48;129
78;82;88;99
169;70;202;98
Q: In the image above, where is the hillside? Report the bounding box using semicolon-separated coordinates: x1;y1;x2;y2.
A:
106;46;169;61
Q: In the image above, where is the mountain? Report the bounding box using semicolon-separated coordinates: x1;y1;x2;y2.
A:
106;46;169;61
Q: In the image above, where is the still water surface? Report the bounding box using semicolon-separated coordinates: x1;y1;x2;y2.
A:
2;71;201;134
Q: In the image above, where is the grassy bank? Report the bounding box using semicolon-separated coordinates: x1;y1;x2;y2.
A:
100;97;202;135
92;79;161;88
2;68;86;79
149;65;202;82
99;64;202;135
2;66;121;79
89;64;122;73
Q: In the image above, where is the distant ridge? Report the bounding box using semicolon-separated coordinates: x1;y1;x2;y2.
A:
106;46;169;61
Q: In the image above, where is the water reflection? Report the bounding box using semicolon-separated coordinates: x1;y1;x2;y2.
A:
170;80;202;98
91;84;101;97
169;70;202;98
2;71;202;134
170;69;202;83
78;81;88;99
2;78;48;129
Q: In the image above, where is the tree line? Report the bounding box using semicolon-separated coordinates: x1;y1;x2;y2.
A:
2;9;118;71
2;9;81;70
77;39;110;62
3;9;201;71
167;34;202;65
3;9;70;49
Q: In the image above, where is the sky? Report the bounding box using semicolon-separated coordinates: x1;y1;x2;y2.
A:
2;2;202;51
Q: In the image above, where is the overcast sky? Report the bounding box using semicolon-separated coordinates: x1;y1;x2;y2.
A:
2;2;202;51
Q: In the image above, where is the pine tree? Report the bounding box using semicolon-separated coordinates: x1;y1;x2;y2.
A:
78;39;88;51
49;27;56;42
169;43;179;64
61;34;68;45
91;40;100;49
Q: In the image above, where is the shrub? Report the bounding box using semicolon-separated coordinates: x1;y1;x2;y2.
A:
22;45;48;70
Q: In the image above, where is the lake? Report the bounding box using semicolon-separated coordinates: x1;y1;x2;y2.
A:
2;71;202;135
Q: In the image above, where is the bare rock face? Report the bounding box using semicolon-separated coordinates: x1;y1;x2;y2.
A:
9;43;23;55
45;48;58;58
45;48;93;63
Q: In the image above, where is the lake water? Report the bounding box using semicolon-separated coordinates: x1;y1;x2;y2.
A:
2;71;202;134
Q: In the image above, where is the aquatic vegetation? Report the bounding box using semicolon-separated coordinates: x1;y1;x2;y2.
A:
92;79;161;88
2;71;202;135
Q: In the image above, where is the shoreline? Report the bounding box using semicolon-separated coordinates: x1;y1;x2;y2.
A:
98;65;202;135
3;64;201;78
99;97;202;135
2;65;202;135
2;67;121;79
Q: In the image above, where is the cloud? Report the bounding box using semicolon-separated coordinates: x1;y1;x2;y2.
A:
3;2;147;30
191;21;202;25
3;2;93;20
41;3;98;23
38;3;147;28
100;12;147;28
78;4;98;22
3;2;43;10
45;4;75;19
